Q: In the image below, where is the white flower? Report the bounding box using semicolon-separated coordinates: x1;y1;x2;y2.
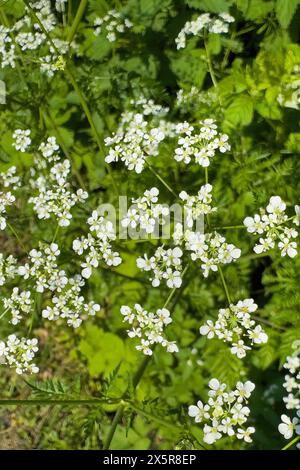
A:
236;427;255;442
121;304;177;356
278;414;298;439
231;340;251;359
203;420;222;444
12;129;31;152
188;400;210;423
266;196;286;215
175;13;234;50
94;10;132;41
234;381;255;402
245;196;298;258
137;246;183;289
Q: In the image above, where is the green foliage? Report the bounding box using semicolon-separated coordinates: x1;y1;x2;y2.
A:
0;0;299;452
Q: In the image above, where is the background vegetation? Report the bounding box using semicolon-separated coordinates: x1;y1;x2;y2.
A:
0;0;300;450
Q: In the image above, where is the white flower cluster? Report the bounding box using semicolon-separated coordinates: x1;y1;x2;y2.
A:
200;298;268;358
12;129;31;152
0;335;39;375
277;66;300;110
39;40;69;77
3;287;32;326
94;9;132;42
174;227;241;277
278;345;300;441
17;242;99;328
121;304;178;355
282;346;300;410
18;242;67;293
174;119;230;167
176;87;216;114
189;379;255;445
105;97;175;173
137;246;183;288
179;184;216;228
1;151;21;233
73;211;122;279
26;135;88;227
55;0;67;13
244;196;298;258
0;1;74;77
0;254;18;286
122;187;169;234
175;12;234;49
0;190;15;230
0;166;21;189
42;275;100;328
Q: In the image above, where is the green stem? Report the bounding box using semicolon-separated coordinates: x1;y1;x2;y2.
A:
52;225;60;243
281;435;300;450
103;266;189;449
65;67;118;195
6;222;28;254
214;225;245;230
103;404;125;449
146;162;177;199
0;398;116;406
204;36;221;106
67;0;88;45
218;266;231;304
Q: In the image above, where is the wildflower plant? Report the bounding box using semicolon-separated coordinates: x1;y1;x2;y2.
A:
0;0;299;453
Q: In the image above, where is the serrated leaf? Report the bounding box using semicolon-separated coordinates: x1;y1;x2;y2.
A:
225;94;254;126
276;0;300;28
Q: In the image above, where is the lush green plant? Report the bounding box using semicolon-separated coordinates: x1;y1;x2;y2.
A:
0;0;299;450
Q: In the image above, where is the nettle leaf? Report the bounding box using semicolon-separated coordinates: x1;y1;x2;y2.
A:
185;0;234;12
276;0;300;28
244;0;274;21
224;94;254;126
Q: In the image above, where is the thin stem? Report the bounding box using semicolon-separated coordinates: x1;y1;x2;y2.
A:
0;398;117;406
205;167;209;185
204;37;222;106
146;162;178;199
67;0;88;45
126;400;187;434
103;403;125;449
281;435;300;450
6;222;28;254
52;225;60;243
103;266;190;449
214;224;245;230
65;67;118;195
218;266;231;304
251;315;286;332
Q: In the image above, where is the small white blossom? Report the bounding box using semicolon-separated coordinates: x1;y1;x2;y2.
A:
137;246;183;288
175;13;234;50
94;10;132;42
244;196;298;258
0;335;39;374
189;378;255;445
200;298;268;358
12;129;31;152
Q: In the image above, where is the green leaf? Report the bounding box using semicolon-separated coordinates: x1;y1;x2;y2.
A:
225;94;254;126
244;0;274;20
186;0;233;12
276;0;300;28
